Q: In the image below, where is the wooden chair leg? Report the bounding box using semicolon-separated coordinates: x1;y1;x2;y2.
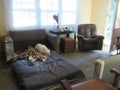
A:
60;79;72;90
111;68;120;89
113;74;120;87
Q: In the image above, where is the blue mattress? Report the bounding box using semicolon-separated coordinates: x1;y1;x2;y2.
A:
11;51;85;90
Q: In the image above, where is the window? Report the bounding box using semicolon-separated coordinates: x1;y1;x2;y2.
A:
61;0;77;25
3;0;79;30
12;0;37;27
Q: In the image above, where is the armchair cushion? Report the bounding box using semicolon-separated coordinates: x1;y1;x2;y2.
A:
85;28;92;38
78;24;97;38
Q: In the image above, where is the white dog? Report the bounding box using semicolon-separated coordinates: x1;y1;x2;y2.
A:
35;43;50;61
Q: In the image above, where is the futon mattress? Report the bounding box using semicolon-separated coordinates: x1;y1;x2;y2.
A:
11;51;85;90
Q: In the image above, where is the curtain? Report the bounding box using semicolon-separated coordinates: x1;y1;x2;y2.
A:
2;0;80;32
0;0;5;36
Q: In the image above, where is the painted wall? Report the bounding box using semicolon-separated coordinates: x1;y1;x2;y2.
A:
91;0;108;35
80;0;92;24
80;0;109;35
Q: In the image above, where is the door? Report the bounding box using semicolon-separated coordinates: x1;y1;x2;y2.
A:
104;0;118;52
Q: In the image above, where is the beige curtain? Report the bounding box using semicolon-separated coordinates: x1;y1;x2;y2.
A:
0;0;6;37
0;0;6;59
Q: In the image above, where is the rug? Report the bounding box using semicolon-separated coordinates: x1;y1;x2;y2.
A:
61;50;112;80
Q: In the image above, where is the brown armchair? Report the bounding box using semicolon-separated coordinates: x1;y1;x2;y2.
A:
61;68;120;90
77;24;104;51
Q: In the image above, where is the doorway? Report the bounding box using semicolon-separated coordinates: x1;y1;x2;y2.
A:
104;0;118;52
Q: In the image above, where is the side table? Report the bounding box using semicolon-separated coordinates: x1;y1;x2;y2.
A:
50;30;76;39
50;30;76;53
60;38;76;53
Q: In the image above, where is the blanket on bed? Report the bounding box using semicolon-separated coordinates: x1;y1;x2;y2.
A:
16;43;50;62
11;51;85;90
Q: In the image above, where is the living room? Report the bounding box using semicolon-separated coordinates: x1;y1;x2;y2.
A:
0;0;120;90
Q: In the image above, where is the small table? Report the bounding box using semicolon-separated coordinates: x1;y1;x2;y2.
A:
50;30;76;39
60;38;76;53
50;30;76;53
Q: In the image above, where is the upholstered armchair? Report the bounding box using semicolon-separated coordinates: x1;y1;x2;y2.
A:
77;24;104;51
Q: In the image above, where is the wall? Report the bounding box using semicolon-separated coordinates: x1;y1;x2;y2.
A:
80;0;109;35
91;0;108;35
80;0;92;24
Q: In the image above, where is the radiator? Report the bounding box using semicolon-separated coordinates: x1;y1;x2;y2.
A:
5;36;14;62
94;55;120;84
94;59;105;79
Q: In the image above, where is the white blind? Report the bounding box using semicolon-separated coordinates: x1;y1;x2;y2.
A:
3;0;79;30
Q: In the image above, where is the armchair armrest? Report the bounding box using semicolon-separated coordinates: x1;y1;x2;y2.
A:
47;32;60;53
111;68;120;76
92;35;104;50
77;34;85;40
5;36;14;62
92;35;104;40
60;79;72;90
110;68;120;88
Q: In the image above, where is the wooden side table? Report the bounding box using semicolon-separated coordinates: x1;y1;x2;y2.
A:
60;38;76;53
50;30;76;53
50;30;76;39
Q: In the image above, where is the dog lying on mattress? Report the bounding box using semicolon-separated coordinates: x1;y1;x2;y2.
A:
18;43;50;62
